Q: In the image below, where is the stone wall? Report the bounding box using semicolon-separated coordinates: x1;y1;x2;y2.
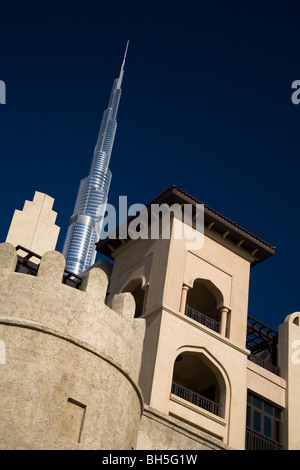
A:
0;243;145;450
137;405;228;450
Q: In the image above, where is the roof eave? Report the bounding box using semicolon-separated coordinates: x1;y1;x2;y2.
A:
96;186;276;266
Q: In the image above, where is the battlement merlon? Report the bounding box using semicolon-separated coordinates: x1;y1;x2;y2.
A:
0;242;145;383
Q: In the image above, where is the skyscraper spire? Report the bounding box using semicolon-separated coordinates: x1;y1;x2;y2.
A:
62;42;128;275
117;40;129;89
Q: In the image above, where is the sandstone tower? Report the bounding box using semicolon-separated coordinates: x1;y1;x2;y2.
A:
96;185;300;450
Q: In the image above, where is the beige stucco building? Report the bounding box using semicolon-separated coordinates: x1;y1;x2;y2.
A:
1;186;299;450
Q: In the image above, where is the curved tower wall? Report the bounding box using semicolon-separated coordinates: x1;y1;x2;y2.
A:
0;242;145;450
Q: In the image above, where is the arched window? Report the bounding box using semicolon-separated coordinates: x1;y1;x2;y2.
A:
293;315;300;326
171;351;226;418
122;279;145;318
185;279;222;333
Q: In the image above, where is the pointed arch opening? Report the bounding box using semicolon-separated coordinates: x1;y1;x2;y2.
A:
171;351;226;418
122;278;146;318
185;279;223;333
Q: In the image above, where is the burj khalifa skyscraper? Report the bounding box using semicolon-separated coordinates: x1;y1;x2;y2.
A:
62;42;128;275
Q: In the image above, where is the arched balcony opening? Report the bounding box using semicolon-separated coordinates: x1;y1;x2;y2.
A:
185;279;222;333
170;351;226;418
122;279;145;318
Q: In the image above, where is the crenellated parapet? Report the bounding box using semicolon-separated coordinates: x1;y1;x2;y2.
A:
0;242;145;450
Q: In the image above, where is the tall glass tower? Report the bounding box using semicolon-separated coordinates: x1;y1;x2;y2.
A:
62;42;128;275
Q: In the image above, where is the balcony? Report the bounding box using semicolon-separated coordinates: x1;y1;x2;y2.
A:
185;305;220;333
246;429;282;450
247;316;280;376
248;354;280;376
171;382;220;416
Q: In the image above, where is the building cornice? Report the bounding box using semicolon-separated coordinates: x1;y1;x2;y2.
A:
96;185;276;267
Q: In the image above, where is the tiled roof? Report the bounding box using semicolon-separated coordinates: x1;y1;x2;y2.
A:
150;185;276;251
96;185;276;266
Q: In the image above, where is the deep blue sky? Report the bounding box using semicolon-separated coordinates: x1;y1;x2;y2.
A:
1;0;300;330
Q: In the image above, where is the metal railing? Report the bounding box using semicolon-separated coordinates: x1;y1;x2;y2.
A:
15;245;82;289
246;429;282;450
185;306;220;333
248;354;280;376
171;382;219;416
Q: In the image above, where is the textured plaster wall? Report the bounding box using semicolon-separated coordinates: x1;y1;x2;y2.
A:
136;406;228;450
0;243;145;450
